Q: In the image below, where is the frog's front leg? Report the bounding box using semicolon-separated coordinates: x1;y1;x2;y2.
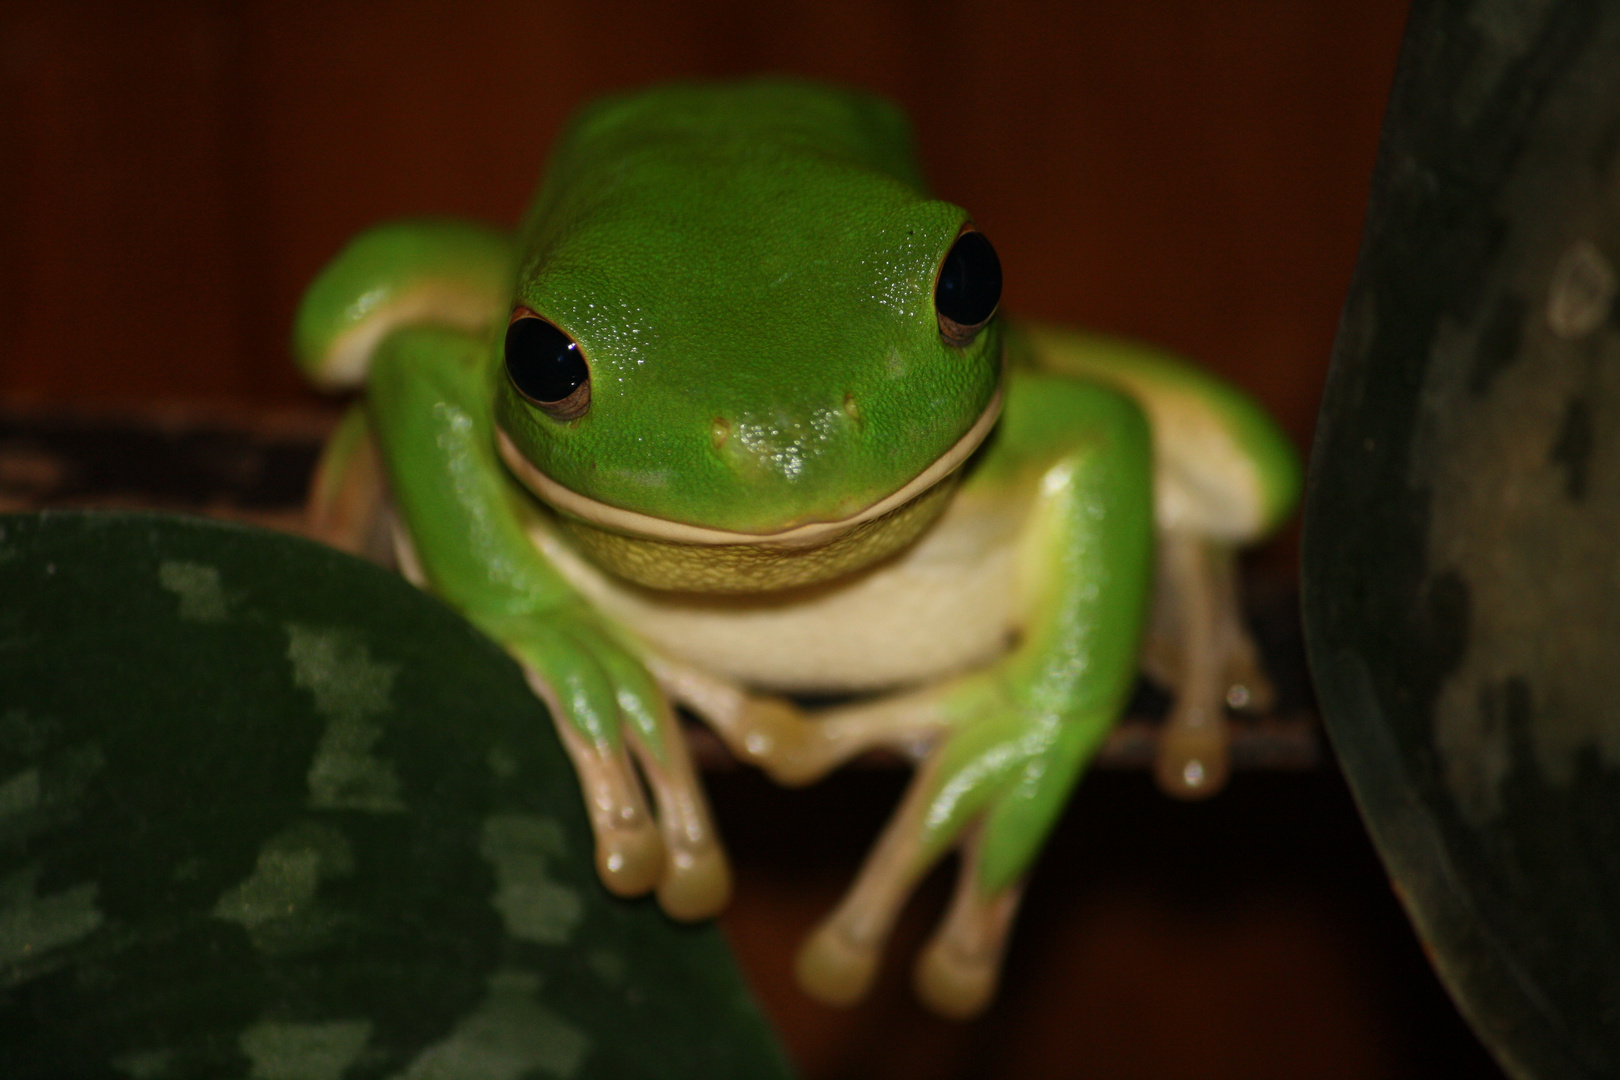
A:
1006;321;1300;802
297;229;732;918
362;326;732;920
782;375;1155;1018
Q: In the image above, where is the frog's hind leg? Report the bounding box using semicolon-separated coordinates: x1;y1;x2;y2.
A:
306;404;396;566
794;684;1096;1017
1140;530;1275;798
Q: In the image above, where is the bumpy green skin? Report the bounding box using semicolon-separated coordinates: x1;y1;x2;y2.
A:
295;79;1295;933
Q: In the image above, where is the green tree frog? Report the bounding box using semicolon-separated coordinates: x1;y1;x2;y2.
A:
294;79;1299;1019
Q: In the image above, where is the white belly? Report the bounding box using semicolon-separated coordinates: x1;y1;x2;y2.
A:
529;490;1025;694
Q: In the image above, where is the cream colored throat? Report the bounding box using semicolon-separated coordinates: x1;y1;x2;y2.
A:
496;385;1003;549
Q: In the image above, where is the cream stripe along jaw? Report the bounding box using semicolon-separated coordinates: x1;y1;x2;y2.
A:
496;384;1003;547
496;386;1004;596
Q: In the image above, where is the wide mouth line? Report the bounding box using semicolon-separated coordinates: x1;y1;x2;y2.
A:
496;383;1004;549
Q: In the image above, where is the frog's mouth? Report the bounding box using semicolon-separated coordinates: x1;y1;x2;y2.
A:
495;386;1002;594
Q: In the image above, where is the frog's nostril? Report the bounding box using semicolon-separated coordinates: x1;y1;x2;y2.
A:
842;393;863;430
710;417;731;450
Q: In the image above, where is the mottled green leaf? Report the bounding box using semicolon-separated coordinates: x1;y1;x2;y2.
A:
1305;3;1620;1077
0;510;791;1080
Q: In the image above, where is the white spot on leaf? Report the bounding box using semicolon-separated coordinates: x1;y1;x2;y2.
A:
389;968;589;1079
213;849;322;930
1546;239;1615;339
286;625;405;813
212;822;355;953
479;815;583;946
158;560;229;622
0;866;103;974
240;1019;373;1080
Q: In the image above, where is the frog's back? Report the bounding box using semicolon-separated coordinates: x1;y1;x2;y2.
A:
531;79;928;216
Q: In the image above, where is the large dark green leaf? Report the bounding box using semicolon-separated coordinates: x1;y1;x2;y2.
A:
0;510;792;1080
1304;2;1620;1077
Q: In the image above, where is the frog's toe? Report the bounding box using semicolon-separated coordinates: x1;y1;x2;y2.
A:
643;749;732;920
653;662;832;784
914;849;1025;1019
915;937;996;1019
658;839;731;921
541;700;668;897
580;764;664;899
760;688;954;787
658;659;944;785
1147;531;1246;800
1221;642;1276;714
793;761;942;1007
732;695;829;785
596;819;666;897
624;692;734;920
1154;701;1230;799
796;920;883;1007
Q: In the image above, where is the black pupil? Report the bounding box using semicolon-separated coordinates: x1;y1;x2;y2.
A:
934;231;1003;328
505;317;587;404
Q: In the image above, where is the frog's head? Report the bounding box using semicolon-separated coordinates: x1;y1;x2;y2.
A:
493;89;1003;593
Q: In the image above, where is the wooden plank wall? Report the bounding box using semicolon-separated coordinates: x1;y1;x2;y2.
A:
3;0;1405;459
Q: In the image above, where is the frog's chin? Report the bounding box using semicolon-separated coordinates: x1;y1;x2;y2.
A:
494;386;1002;594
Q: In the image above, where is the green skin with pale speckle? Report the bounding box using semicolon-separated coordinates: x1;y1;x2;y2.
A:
295;79;1298;902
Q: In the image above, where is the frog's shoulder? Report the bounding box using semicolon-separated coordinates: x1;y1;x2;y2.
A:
1004;318;1302;538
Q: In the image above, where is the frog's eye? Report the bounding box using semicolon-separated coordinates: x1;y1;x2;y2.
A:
934;229;1002;347
505;308;591;421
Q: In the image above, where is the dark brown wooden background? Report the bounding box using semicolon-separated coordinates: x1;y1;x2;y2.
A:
5;0;1402;457
4;4;1509;1079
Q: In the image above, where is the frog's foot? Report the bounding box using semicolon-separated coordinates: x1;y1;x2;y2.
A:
796;690;1083;1016
527;665;730;920
652;657;947;786
1144;531;1273;799
545;708;666;898
793;783;1034;1017
631;706;732;920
